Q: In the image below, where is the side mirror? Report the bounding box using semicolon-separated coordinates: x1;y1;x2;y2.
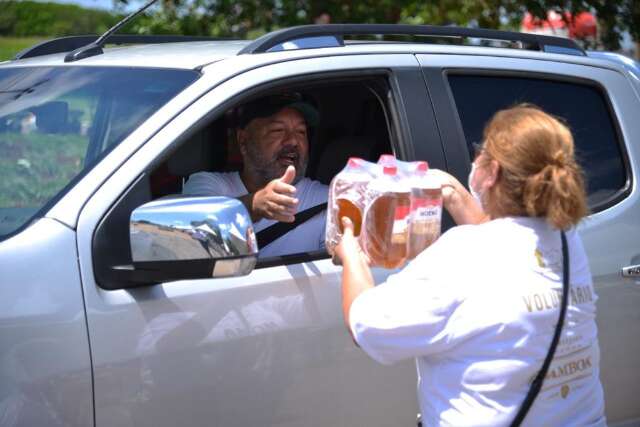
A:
123;196;257;285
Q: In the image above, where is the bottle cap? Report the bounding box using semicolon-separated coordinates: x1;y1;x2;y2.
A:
377;154;396;165
347;157;363;168
415;161;428;173
383;165;397;175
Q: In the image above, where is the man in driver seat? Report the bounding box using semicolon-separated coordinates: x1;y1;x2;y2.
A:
183;93;328;257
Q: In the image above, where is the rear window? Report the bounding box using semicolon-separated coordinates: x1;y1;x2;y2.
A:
447;74;627;209
0;66;198;239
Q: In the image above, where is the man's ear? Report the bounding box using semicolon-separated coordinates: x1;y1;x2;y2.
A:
237;128;248;156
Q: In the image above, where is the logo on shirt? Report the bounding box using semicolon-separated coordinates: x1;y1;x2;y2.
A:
535;248;545;268
522;285;594;313
545;356;593;382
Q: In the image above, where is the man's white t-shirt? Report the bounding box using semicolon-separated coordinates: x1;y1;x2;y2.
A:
183;171;327;257
350;217;606;427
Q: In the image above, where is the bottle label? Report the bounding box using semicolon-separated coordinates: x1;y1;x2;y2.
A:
412;197;442;221
392;205;410;234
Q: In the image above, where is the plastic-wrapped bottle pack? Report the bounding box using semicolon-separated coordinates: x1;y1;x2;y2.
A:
326;154;443;269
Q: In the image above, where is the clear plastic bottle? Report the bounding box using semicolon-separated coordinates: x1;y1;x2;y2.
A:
362;155;411;269
325;157;372;255
407;161;442;260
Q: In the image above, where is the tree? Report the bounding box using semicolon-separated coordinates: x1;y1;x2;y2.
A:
0;1;121;37
115;0;637;57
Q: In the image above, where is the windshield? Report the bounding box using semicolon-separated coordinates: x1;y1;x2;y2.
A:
0;66;199;240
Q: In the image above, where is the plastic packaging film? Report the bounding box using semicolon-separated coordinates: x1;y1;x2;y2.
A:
326;155;442;269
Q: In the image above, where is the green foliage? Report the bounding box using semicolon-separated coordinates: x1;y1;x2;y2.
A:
0;1;121;37
401;0;522;29
0;0;636;54
119;0;637;52
0;37;45;61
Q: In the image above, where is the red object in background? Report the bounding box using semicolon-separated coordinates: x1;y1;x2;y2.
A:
569;12;597;38
522;11;597;39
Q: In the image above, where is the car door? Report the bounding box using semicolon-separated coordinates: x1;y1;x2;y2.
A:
76;53;444;427
418;53;640;426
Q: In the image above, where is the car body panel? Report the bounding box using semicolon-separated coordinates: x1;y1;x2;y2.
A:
587;51;640;94
0;218;93;427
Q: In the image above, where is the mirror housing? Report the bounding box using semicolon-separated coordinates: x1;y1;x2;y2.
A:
118;196;257;286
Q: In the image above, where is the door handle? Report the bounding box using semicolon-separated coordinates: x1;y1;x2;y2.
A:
622;264;640;277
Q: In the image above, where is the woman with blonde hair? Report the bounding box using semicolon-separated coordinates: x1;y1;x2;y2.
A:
335;105;606;426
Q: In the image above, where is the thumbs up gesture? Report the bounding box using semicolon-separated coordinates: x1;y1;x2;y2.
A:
251;165;299;223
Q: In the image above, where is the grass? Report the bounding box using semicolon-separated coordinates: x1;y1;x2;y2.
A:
0;37;46;62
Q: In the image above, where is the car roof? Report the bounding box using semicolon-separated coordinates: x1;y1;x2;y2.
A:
587;51;640;78
0;29;630;78
1;24;588;69
2;40;252;69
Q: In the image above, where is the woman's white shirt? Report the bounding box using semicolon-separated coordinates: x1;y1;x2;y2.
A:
349;217;606;427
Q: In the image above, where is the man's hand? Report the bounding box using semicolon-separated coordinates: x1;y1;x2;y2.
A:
250;165;299;223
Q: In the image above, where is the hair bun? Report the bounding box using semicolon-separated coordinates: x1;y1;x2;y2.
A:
550;150;566;167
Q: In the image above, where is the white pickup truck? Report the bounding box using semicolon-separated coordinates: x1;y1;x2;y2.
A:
1;24;639;426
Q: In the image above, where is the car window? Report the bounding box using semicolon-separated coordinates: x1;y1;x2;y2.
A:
0;66;198;240
447;74;627;209
148;77;397;265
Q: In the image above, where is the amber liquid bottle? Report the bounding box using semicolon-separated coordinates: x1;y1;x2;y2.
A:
325;157;371;255
407;162;442;260
363;156;411;269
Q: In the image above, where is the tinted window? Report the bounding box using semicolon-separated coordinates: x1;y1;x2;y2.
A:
448;74;626;208
0;66;198;239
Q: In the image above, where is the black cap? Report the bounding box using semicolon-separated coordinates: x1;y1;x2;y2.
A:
237;92;319;129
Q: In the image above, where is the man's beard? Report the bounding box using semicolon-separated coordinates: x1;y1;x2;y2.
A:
245;143;308;186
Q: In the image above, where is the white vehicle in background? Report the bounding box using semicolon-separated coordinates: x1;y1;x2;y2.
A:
1;17;639;427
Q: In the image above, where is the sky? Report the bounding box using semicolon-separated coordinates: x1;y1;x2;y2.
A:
49;0;138;12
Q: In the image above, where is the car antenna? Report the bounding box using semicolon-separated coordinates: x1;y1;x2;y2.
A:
65;0;160;63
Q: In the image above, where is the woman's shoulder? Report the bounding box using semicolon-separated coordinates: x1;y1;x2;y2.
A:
439;221;498;242
436;218;539;251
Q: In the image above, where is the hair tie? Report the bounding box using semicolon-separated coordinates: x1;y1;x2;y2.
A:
550;150;566;168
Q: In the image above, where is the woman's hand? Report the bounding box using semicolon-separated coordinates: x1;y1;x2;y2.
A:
429;169;490;225
334;217;369;266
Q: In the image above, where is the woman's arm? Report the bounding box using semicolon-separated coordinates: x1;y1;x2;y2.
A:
334;217;374;328
430;169;490;225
